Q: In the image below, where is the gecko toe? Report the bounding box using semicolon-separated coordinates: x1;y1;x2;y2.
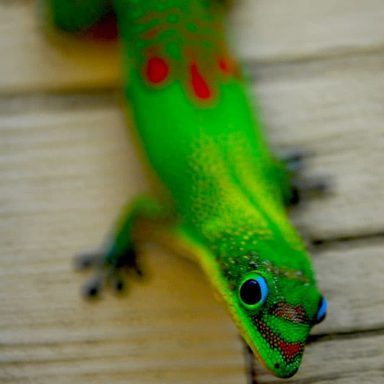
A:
281;150;308;173
110;274;126;292
74;251;103;270
82;274;105;298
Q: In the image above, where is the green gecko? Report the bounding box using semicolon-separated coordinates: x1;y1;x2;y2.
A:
40;0;327;379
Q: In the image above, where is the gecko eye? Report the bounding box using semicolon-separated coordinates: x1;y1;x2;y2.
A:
314;296;327;324
238;273;268;308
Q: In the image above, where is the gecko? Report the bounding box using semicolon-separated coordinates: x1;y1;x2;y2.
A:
40;0;327;379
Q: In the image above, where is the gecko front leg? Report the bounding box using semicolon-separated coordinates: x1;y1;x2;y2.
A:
75;195;175;297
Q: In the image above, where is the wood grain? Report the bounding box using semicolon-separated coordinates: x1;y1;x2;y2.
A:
0;1;383;383
255;52;384;239
230;0;384;61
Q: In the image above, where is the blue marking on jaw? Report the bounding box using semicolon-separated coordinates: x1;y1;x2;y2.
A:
315;297;327;324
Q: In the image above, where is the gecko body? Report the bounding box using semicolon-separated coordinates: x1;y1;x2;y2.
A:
41;0;327;378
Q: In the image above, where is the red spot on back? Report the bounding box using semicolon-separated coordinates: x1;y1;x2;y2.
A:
146;57;169;84
190;63;212;100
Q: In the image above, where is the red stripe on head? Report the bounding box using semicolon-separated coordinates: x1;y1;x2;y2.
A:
190;63;212;100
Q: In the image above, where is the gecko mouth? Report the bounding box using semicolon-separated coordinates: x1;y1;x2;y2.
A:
251;316;305;377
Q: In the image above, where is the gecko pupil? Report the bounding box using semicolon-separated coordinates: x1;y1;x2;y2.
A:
240;279;262;305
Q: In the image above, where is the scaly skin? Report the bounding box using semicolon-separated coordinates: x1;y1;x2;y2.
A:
41;0;327;378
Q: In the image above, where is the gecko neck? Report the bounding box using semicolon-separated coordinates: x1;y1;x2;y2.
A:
115;0;238;102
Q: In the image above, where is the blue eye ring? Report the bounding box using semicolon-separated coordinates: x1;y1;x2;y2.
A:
238;272;269;309
314;296;327;324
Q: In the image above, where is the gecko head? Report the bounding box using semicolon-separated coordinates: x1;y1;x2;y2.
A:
216;248;327;378
235;270;326;378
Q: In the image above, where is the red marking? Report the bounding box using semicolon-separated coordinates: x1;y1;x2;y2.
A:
272;302;308;324
146;57;169;84
294;306;305;317
218;56;238;76
253;316;305;363
190;63;212;100
278;341;303;361
218;58;230;74
142;27;160;39
85;13;118;41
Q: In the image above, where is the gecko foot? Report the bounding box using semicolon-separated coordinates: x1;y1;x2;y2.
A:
290;178;328;205
74;246;143;298
279;150;329;206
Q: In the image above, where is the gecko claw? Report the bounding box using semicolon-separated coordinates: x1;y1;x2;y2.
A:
290;177;329;206
279;150;329;206
130;257;143;277
82;274;105;297
281;150;308;173
111;276;125;292
74;250;103;270
115;247;143;277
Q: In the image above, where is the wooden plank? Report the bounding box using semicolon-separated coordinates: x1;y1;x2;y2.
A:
1;97;384;382
253;52;384;239
1;54;383;239
1;0;384;92
313;240;384;334
230;0;384;62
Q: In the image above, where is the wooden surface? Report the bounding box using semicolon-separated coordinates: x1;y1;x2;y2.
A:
1;1;383;383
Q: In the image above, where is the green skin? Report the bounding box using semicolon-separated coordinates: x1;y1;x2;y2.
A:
41;0;326;378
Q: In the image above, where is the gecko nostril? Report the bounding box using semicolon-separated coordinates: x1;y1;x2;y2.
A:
274;363;280;369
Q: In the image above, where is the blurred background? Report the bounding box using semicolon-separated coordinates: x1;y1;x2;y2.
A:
0;1;383;383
